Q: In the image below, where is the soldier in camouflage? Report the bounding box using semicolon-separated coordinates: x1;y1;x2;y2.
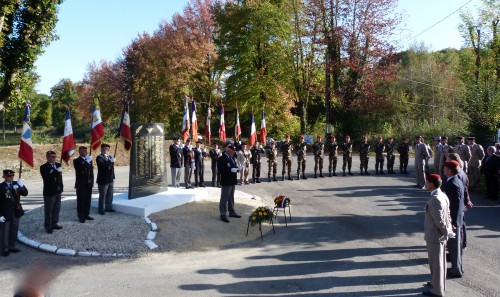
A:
397;137;410;174
455;136;471;174
342;135;354;176
296;135;308;180
326;135;339;176
281;134;294;181
374;136;385;175
385;137;396;174
312;135;325;178
266;141;279;182
359;136;371;175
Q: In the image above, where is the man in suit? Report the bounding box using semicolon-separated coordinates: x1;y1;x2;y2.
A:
218;144;240;223
483;146;500;200
438;137;450;177
96;143;115;215
73;146;94;223
433;137;442;174
423;173;453;297
0;169;28;256
182;139;194;189
441;160;465;278
193;140;207;187
169;138;183;188
209;143;221;187
40;151;63;233
415;136;431;189
467;137;484;187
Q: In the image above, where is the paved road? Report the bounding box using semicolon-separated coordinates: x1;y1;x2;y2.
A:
0;156;498;296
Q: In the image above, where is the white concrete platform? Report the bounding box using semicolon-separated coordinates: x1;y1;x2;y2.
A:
90;187;262;218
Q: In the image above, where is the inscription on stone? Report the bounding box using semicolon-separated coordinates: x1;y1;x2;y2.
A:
129;123;168;199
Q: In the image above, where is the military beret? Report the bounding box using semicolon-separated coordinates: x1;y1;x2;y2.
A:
300;135;304;139
330;135;335;139
2;169;15;176
101;143;111;148
346;135;350;138
285;134;290;138
456;136;464;139
196;140;203;144
467;137;475;141
426;174;441;183
444;160;459;169
415;135;422;139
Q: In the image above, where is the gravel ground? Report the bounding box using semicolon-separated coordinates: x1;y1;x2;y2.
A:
20;198;151;255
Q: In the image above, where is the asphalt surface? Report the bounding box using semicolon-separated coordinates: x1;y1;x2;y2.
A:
0;156;498;296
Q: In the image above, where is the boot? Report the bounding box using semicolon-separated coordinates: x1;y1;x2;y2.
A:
360;170;364;175
375;169;379;175
288;174;293;181
268;176;272;182
256;178;261;183
333;171;338;176
328;172;332;177
364;169;369;175
348;171;354;175
343;171;346;176
314;171;318;178
319;171;325;177
296;173;301;180
302;173;308;179
380;169;385;175
273;174;279;182
281;174;285;181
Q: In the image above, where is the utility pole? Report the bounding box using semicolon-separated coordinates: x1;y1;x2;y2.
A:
325;51;331;139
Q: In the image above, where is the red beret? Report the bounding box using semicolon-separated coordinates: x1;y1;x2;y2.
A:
444;160;459;169
285;134;290;138
426;174;441;183
300;135;304;139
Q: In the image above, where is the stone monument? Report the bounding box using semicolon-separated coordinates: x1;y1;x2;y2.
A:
128;123;168;199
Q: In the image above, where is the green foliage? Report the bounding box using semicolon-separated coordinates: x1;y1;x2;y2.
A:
50;78;78;128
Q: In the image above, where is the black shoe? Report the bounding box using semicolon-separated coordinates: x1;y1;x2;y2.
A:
328;173;332;177
288;177;293;181
85;216;94;220
9;248;20;253
343;172;346;176
302;175;307;180
422;290;440;296
332;173;338;176
365;171;369;175
273;178;279;182
46;228;53;234
2;251;9;257
319;174;325;178
229;214;242;218
446;269;463;278
79;218;85;223
380;171;385;175
256;179;261;183
99;211;105;215
52;225;63;230
200;184;206;188
105;209;116;212
360;172;364;175
348;172;353;175
220;217;230;223
314;174;318;178
426;281;432;287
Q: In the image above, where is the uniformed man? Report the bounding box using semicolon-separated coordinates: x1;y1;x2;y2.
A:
312;135;325;178
433;136;442;174
209;143;221;187
385;137;396;174
397;137;410;174
250;141;265;183
438;137;450;176
0;169;28;256
169;138;183;188
96;144;116;214
266;141;279;182
359;136;370;175
342;135;354;176
295;135;308;180
415;136;431;189
281;134;294;181
40;150;64;233
374;136;385;175
193;140;207;187
73;146;94;223
467;136;485;187
455;136;471;174
182;139;194;189
423;137;433;174
326;135;339;177
236;142;251;185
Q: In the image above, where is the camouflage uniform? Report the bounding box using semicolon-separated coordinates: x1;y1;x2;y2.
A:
359;140;371;175
374;139;385;175
312;139;325;178
342;140;354;175
296;140;308;179
455;137;471;174
384;140;396;174
326;139;338;176
397;139;410;174
281;140;294;181
266;145;279;182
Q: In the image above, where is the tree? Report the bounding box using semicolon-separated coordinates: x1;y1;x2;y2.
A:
0;0;63;106
50;78;78;128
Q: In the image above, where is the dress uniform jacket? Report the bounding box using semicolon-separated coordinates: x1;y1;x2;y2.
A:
169;144;183;168
40;162;63;195
0;181;28;221
96;154;115;185
73;156;94;189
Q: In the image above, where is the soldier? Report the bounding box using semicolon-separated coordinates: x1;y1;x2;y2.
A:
415;136;431;189
169;138;183;188
312;135;325;178
193;140;207;187
281;134;294;181
374;136;385;175
182;139;194;189
455;136;471;174
0;169;28;256
467;136;485;187
385;137;396;174
433;136;442;174
423;137;433;174
96;144;116;214
342;135;354;176
326;135;339;176
397;137;410;174
73;146;94;223
40;151;63;232
437;137;450;176
237;142;251;185
266;141;279;182
295;135;308;180
209;143;221;187
359;136;370;175
250;141;265;183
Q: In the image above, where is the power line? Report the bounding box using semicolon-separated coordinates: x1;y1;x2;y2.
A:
408;0;473;41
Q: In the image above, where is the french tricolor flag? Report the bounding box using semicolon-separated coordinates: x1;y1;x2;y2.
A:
191;100;198;141
260;110;267;146
18;102;33;167
61;109;76;165
249;113;257;147
219;103;226;142
182;96;190;142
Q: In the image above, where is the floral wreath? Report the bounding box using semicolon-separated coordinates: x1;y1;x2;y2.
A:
249;206;274;226
274;195;291;207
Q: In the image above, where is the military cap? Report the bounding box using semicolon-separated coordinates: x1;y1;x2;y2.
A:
285;134;290;138
434;136;441;141
226;144;235;151
101;143;111;148
467;137;475;141
426;174;441;183
196;140;203;144
2;169;15;176
441;136;448;140
300;135;304;139
456;136;464;140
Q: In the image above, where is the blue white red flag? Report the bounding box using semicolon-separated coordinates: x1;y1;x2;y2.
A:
119;100;132;151
182;96;190;142
18;102;33;167
249;113;257;147
61;109;76;165
191;100;198;141
219;103;226;142
234;107;241;142
91;93;105;150
260;110;267;146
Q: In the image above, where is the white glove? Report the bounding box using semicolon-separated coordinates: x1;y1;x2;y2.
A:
0;216;5;223
447;228;456;238
85;156;92;163
110;157;116;163
202;148;206;152
16;178;24;188
231;168;238;173
56;167;63;172
238;164;243;171
179;144;185;148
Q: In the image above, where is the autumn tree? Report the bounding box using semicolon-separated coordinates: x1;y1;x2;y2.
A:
50;78;78;128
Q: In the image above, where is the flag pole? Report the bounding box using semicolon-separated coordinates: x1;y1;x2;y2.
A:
18;162;22;179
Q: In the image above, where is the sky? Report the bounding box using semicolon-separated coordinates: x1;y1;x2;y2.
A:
34;0;483;95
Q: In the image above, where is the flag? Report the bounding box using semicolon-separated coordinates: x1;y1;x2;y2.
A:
219;103;226;142
182;96;190;142
61;109;76;165
249;113;257;147
18;102;33;167
191;100;198;141
119;100;132;151
234;107;241;142
205;107;211;145
91;93;105;150
260;110;267;146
